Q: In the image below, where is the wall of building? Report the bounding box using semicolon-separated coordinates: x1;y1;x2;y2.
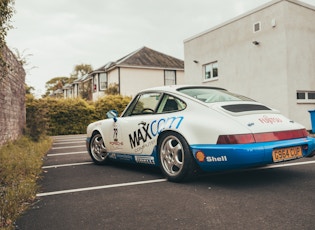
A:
184;0;315;129
285;1;315;128
0;45;26;146
120;68;164;97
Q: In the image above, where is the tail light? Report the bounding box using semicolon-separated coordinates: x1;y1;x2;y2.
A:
217;129;308;144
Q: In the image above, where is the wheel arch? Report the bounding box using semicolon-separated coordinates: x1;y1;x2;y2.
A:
157;129;191;151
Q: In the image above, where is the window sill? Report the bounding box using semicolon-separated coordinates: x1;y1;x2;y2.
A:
297;100;315;104
203;78;219;83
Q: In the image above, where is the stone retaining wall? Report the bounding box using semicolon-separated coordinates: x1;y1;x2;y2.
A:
0;45;26;146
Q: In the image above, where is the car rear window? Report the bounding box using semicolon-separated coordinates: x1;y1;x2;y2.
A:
178;87;254;103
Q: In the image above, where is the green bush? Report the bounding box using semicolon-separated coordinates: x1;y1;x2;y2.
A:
94;95;131;120
46;98;95;135
25;95;132;137
25;95;49;141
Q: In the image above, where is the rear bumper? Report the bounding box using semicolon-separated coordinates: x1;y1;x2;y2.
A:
190;137;315;172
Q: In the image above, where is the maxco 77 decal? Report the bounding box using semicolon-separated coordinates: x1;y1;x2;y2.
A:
129;116;184;149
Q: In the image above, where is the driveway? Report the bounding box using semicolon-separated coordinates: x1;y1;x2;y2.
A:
15;134;315;230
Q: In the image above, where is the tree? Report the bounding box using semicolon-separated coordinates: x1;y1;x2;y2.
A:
44;76;69;97
70;64;92;79
0;0;15;80
0;0;15;46
43;64;93;98
69;64;93;100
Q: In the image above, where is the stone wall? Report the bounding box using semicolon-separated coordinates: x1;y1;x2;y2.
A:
0;45;26;146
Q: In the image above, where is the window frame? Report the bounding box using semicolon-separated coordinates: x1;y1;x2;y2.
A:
203;61;218;82
164;70;176;85
297;90;315;104
122;92;187;117
99;73;108;91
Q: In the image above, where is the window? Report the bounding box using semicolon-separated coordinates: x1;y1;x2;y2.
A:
253;22;261;33
297;91;315;103
99;73;107;91
124;93;162;116
203;61;218;81
178;87;254;103
157;94;186;113
164;70;176;85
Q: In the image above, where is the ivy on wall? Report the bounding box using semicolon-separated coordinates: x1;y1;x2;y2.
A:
0;0;15;81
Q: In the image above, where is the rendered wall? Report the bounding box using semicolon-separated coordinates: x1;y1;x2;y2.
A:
184;0;315;129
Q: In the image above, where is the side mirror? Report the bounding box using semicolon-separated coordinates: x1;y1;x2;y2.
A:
106;110;118;122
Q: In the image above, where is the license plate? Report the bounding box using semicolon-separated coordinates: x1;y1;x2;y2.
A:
272;146;303;162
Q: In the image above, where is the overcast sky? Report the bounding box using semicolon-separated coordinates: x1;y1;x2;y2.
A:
6;0;315;97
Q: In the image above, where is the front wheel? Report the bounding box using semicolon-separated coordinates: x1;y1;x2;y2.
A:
158;132;197;182
88;133;108;165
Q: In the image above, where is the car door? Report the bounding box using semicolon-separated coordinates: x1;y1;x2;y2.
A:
117;92;163;155
116;92;187;155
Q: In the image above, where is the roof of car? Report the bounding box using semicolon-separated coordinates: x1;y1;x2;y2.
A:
139;85;226;93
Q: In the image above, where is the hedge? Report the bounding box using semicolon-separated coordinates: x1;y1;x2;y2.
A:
25;95;131;139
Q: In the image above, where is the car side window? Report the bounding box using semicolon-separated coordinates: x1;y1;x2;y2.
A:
157;94;186;113
125;92;162;116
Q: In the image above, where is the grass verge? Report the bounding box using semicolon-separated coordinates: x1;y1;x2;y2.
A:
0;136;52;230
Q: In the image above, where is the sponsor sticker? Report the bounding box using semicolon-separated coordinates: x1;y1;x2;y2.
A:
135;156;155;165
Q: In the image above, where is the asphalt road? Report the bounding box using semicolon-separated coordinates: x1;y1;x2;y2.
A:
15;134;315;230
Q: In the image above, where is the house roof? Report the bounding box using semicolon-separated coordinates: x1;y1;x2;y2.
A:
91;46;184;75
115;46;184;69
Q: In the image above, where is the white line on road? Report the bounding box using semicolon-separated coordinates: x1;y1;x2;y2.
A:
42;162;93;169
47;151;87;157
37;179;167;197
51;145;85;150
53;141;85;145
37;160;315;197
259;159;315;169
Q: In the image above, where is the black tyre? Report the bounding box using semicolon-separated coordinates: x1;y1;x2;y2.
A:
88;133;108;165
158;132;196;182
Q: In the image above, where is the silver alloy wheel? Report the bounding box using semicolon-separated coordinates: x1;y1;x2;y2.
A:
90;133;108;162
160;135;184;176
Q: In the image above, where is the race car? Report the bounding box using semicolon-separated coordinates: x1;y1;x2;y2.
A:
86;85;315;182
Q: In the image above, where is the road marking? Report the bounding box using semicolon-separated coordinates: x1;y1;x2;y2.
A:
51;145;85;150
38;159;315;197
42;162;93;169
36;179;167;197
47;151;87;157
53;141;85;145
259;159;315;169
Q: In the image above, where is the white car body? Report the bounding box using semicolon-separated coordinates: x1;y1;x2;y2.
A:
86;85;315;182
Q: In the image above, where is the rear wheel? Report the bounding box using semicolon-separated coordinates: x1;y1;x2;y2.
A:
158;132;196;182
89;133;108;165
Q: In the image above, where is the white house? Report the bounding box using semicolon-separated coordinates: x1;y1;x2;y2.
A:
184;0;315;129
87;46;184;100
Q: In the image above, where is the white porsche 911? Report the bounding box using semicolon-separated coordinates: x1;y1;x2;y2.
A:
86;85;315;182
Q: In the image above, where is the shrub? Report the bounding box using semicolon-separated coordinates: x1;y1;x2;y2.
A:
25;96;49;141
25;95;132;136
45;98;95;136
94;95;131;120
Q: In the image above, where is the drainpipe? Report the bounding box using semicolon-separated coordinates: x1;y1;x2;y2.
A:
118;67;121;94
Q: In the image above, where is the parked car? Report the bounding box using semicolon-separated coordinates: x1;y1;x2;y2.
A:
86;85;315;182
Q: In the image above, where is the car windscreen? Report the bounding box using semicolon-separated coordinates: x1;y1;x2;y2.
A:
178;87;254;103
